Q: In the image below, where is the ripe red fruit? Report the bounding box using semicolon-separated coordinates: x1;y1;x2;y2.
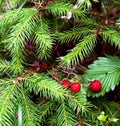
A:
71;82;81;92
90;80;102;92
61;79;71;88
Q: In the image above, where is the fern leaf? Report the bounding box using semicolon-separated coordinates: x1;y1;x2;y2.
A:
100;29;120;49
56;100;77;126
83;56;120;97
60;34;97;67
23;73;66;101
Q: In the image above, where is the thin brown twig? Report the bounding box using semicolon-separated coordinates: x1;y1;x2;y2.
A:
106;106;120;126
77;113;82;126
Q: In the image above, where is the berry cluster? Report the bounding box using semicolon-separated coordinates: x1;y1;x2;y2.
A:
61;79;81;93
61;79;102;93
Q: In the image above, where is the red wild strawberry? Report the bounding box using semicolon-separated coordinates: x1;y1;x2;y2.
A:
61;79;71;88
71;82;81;93
90;80;102;92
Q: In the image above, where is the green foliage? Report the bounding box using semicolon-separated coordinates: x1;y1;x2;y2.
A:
101;29;120;49
20;90;40;126
0;60;12;73
83;56;120;97
0;79;19;126
47;2;85;19
23;74;66;101
0;0;120;125
60;34;97;67
33;19;53;60
56;100;77;126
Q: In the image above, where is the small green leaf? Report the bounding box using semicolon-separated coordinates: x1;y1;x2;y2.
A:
97;111;108;122
83;56;120;97
111;118;119;122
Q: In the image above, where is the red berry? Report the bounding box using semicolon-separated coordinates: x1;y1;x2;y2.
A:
90;80;102;92
71;82;81;92
61;79;71;88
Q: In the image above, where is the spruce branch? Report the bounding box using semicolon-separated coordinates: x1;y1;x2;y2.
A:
23;73;66;101
56;99;77;126
33;18;53;60
100;29;120;49
0;79;18;126
3;8;39;74
0;60;12;74
0;9;21;33
39;101;55;124
46;2;85;19
8;0;28;9
21;89;40;126
66;91;91;115
58;28;94;44
60;34;97;67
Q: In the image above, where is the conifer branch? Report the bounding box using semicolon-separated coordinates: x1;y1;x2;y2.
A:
23;74;66;101
21;89;40;126
56;99;77;126
100;29;120;49
0;80;18;125
39;101;54;124
58;28;94;44
33;18;53;60
60;34;97;67
3;8;39;74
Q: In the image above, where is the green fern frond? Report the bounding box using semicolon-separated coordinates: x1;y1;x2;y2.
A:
58;28;94;44
33;19;53;60
3;8;39;74
83;56;120;97
56;100;77;126
0;79;18;126
23;73;66;101
21;89;40;126
100;29;120;49
60;34;97;67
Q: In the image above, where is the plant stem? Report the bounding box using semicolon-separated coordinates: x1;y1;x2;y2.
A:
106;106;120;126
